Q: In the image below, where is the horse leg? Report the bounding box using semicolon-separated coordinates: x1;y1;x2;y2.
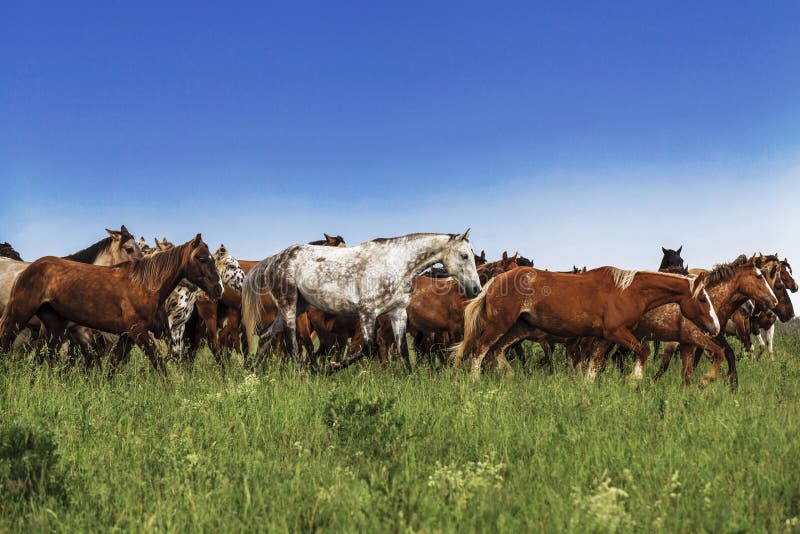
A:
537;341;552;369
0;296;44;352
295;313;317;370
387;309;412;373
328;312;377;373
755;331;766;358
252;315;286;369
653;341;679;380
766;324;775;359
586;339;614;382
510;341;528;369
483;324;538;381
469;320;532;382
613;346;630;374
36;307;69;364
600;328;649;383
111;334;134;370
677;344;697;387
714;334;738;391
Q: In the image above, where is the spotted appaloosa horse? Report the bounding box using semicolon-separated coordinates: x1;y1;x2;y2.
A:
242;231;481;373
453;267;719;382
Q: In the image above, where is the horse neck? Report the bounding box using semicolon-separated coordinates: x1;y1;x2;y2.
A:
93;246;123;266
628;272;691;310
136;246;193;305
379;234;453;279
707;272;751;323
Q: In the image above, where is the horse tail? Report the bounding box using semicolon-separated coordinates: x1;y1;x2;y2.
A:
241;260;268;356
451;276;497;365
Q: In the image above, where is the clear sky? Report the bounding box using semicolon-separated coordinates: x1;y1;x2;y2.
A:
2;2;799;284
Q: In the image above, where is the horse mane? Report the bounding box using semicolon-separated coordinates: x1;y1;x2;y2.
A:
63;237;121;263
516;255;534;267
0;242;22;261
705;254;748;287
604;267;638;291
129;243;188;290
367;232;457;245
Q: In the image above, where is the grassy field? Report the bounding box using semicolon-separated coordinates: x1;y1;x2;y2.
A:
1;326;800;533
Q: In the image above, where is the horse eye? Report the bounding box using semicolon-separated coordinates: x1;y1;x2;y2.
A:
461;253;469;260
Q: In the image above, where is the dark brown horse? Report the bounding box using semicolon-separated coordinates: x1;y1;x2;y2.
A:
453;267;719;381
0;235;222;370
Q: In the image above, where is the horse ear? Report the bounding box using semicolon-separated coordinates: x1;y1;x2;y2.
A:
192;233;203;248
458;228;471;241
324;233;332;240
480;250;486;260
502;251;508;261
662;247;667;254
677;245;682;254
106;228;121;241
120;224;129;234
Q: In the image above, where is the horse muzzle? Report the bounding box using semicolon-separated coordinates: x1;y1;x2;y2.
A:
466;282;482;299
209;281;224;300
762;296;778;309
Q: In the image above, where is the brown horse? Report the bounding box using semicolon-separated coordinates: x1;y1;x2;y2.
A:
653;256;780;388
453;267;719;381
190;285;242;357
627;255;777;387
0;235;222;370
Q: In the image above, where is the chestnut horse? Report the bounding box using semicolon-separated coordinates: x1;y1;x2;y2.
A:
627;255;777;387
0;226;143;317
453;267;719;381
655;256;783;390
0;235;222;371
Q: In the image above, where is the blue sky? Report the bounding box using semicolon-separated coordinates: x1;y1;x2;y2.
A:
2;1;799;281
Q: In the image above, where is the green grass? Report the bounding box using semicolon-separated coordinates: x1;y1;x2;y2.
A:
1;327;800;533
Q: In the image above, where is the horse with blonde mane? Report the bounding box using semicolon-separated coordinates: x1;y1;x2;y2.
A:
452;266;719;382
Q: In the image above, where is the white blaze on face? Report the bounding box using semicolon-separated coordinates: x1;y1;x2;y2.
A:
758;268;778;304
703;289;720;333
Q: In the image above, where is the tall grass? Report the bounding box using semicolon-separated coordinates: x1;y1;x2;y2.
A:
1;327;799;532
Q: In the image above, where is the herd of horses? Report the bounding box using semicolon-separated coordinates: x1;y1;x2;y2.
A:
0;228;795;390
